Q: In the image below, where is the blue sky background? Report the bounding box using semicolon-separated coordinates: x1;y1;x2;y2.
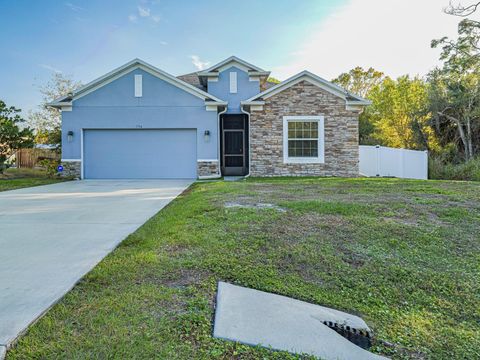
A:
0;0;463;116
0;0;348;115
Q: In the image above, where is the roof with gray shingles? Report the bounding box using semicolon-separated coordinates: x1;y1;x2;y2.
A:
177;72;206;91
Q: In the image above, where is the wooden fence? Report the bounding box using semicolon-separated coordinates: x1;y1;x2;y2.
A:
15;148;60;168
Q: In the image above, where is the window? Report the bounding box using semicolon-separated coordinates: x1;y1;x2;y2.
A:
229;72;237;93
283;116;324;163
134;74;142;97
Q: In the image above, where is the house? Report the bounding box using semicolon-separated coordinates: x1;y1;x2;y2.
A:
49;56;370;179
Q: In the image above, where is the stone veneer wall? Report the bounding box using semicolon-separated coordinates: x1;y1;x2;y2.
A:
249;80;360;177
197;160;219;178
58;161;220;179
60;161;81;178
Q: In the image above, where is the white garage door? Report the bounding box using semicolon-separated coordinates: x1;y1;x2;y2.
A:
83;129;197;179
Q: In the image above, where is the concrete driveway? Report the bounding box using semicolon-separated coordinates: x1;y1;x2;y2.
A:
0;180;193;354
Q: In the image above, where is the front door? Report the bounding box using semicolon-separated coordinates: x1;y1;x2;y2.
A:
223;129;245;175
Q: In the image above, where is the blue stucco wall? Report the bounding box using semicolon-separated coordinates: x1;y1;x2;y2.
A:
61;68;218;160
206;66;260;114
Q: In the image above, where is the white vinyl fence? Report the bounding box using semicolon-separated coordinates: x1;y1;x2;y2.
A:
359;145;428;180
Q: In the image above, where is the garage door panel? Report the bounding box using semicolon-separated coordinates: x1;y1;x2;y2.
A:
84;129;197;179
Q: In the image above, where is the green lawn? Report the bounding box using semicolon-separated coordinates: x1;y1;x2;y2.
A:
7;178;480;359
0;168;66;192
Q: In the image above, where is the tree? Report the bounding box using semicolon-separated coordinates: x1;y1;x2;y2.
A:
28;73;82;150
0;100;34;172
444;1;480;17
267;77;281;84
332;66;384;98
430;4;480;160
333;67;385;144
434;1;480;72
428;68;480;160
432;18;480;73
366;76;435;150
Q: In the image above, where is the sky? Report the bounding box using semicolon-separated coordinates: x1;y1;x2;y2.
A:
0;0;465;116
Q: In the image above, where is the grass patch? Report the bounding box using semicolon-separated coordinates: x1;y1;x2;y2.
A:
0;168;66;192
7;178;480;359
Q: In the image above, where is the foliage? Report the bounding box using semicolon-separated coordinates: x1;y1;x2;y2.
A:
7;178;480;359
267;76;281;84
331;8;480;166
28;73;82;151
366;76;437;150
432;19;480;73
38;158;60;178
429;16;480;161
428;68;480;160
332;67;385;144
333;66;385;98
0;100;34;173
429;155;480;181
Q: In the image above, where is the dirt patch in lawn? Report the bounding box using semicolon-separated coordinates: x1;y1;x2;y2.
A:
163;269;212;289
224;201;287;212
266;212;334;242
138;268;212;290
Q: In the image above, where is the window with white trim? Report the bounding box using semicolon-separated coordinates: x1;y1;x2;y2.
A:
283;116;324;163
229;72;237;93
134;74;142;97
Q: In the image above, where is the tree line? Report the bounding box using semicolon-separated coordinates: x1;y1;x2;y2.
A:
333;2;480;165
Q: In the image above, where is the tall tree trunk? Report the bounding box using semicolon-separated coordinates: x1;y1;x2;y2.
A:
413;117;430;150
466;117;473;160
438;111;470;160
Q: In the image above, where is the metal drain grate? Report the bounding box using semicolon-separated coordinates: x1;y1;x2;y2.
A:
323;321;372;349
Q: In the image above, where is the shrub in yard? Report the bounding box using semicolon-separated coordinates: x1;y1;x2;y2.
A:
38;159;60;178
429;156;480;181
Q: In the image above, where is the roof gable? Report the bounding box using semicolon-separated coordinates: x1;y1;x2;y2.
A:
199;56;267;74
243;70;371;106
195;56;270;89
49;59;225;107
74;68;208;108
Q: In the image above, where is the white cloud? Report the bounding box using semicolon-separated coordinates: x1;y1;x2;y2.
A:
39;64;62;73
160;40;168;45
138;6;151;17
135;5;160;23
65;2;83;12
128;14;138;23
273;0;469;80
190;55;210;70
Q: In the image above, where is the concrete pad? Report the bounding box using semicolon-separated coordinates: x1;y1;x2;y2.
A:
223;176;245;182
214;282;389;360
0;180;192;348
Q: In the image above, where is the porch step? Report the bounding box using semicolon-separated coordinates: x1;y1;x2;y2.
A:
223;176;245;182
